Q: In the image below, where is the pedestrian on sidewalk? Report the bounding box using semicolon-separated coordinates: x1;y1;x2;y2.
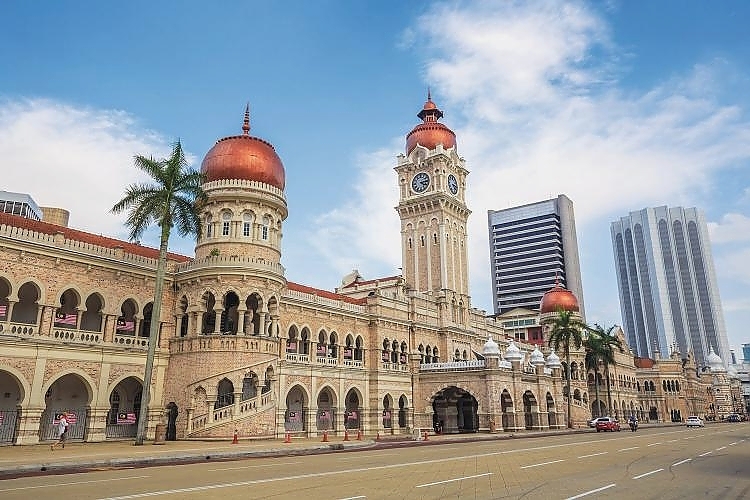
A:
51;412;69;451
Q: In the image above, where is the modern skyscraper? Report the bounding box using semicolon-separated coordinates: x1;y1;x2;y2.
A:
611;206;730;368
487;195;584;317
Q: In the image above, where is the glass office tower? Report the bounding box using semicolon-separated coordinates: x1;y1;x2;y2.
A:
611;206;730;368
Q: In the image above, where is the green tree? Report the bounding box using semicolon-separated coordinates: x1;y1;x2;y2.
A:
584;332;604;417
112;141;206;445
587;324;623;418
543;308;588;428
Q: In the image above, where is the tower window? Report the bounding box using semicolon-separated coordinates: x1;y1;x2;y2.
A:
408;238;412;249
222;221;230;236
243;222;251;237
433;233;438;244
420;235;425;247
261;217;270;241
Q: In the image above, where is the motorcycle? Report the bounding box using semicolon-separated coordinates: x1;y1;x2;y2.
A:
629;420;638;432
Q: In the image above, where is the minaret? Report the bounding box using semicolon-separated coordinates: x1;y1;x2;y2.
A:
395;93;471;299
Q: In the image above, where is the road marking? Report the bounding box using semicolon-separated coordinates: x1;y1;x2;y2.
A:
716;446;726;451
208;460;302;471
698;451;712;457
666;439;678;443
0;475;150;492
728;442;738;446
618;446;638;451
672;458;691;467
520;459;565;469
632;468;663;480
338;497;366;500
647;442;661;447
416;472;493;488
565;483;616;499
578;451;607;459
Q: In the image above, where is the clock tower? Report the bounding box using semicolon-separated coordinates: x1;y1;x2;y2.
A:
395;93;471;301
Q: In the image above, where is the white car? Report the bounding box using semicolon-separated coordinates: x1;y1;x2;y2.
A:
686;416;704;428
588;417;610;428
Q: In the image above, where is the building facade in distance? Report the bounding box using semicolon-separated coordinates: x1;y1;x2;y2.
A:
610;206;731;369
487;195;584;318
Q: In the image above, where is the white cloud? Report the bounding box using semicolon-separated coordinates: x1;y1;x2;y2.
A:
709;213;750;244
0;98;173;242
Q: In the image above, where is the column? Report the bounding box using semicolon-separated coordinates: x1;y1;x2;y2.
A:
261;311;269;336
3;300;16;325
75;309;82;330
213;308;222;334
174;314;183;338
197;311;205;335
237;308;246;335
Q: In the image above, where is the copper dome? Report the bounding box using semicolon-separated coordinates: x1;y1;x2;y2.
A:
540;281;579;314
405;92;456;155
200;106;285;190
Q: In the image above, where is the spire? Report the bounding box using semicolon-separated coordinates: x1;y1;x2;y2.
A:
427;87;432;101
242;103;250;135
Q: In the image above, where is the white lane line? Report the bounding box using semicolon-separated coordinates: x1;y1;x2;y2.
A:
338;496;366;500
520;459;565;469
728;442;738;446
698;451;712;457
716;446;726;451
632;468;663;480
618;446;638;451
208;460;302;471
0;475;151;492
578;451;607;459
565;483;616;499
647;442;662;447
666;439;678;443
672;458;691;467
416;472;493;488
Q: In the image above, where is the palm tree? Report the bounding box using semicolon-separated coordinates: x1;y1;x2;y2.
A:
587;324;623;418
112;141;206;445
584;332;604;418
543;308;588;428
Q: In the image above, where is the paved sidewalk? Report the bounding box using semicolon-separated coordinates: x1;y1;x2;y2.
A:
0;423;682;479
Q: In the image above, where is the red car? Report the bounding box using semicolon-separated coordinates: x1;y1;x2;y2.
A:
596;417;621;432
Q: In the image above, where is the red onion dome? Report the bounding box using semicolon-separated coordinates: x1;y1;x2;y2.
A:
540;280;579;314
200;105;285;190
405;91;456;155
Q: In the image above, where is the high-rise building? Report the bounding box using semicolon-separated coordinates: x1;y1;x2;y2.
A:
0;191;42;221
743;343;750;363
611;206;730;368
487;195;584;317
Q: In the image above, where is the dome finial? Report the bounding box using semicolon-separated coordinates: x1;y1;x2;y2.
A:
242;103;250;135
427;86;432;102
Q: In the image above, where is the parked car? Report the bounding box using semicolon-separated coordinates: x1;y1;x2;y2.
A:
595;417;621;432
726;414;741;422
588;417;609;428
686;416;704;428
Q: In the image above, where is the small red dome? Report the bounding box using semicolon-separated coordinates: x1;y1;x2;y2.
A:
200;107;285;190
540;282;579;314
405;93;456;155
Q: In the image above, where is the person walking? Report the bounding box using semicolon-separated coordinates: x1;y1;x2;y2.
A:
50;412;69;450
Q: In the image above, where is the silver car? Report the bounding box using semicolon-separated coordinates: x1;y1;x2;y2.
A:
686;416;704;428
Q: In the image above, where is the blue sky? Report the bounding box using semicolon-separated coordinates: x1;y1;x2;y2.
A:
2;1;749;357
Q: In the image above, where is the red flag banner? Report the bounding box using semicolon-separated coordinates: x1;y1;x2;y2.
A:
54;311;77;326
116;412;137;424
116;317;135;331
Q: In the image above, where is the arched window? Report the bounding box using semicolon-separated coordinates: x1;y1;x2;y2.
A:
261;216;270;241
243;212;254;237
222;212;231;236
205;214;213;238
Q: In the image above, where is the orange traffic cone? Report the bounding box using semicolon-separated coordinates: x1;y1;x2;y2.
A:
322;430;329;442
232;429;239;444
356;429;362;441
423;430;429;441
344;429;350;441
284;432;291;444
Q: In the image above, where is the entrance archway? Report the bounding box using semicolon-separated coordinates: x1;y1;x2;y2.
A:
432;386;479;434
398;395;409;429
0;370;24;444
285;385;307;432
523;391;537;430
501;390;514;431
344;389;361;429
40;373;92;441
316;387;336;431
546;392;557;428
106;376;142;439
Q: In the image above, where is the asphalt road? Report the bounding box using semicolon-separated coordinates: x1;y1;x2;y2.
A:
1;425;748;499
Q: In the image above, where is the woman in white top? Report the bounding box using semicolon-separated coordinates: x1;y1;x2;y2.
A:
50;412;69;450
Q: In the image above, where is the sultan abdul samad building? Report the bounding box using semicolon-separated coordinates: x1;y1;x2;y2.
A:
0;96;743;445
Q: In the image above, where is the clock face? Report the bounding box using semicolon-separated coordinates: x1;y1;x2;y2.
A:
447;174;458;195
411;172;430;193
